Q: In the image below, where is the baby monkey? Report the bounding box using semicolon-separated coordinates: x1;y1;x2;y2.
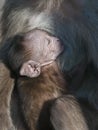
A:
20;29;63;78
8;29;63;78
7;29;67;130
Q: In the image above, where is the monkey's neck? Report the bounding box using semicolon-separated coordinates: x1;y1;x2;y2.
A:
18;62;67;96
35;62;67;92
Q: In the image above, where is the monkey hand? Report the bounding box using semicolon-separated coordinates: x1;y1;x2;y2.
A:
20;60;41;78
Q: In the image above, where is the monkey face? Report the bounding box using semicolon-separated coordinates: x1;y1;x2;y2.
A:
20;29;63;64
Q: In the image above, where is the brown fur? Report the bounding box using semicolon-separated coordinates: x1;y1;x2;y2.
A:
17;62;67;130
0;0;98;130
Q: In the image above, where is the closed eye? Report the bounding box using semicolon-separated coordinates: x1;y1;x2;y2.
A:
46;38;51;45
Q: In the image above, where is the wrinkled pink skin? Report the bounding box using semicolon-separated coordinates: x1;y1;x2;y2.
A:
20;30;63;78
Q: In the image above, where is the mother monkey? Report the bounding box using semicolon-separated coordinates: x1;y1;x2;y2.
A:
0;0;98;130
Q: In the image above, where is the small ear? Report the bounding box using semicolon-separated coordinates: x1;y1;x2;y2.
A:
20;61;41;78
